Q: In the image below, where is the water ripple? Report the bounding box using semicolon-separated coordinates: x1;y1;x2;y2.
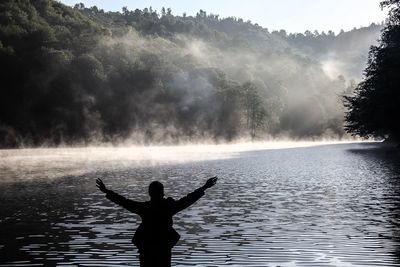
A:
1;143;400;266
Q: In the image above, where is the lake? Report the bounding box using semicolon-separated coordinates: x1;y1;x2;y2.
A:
1;142;399;266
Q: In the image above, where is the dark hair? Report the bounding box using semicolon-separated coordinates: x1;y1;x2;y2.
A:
148;181;164;199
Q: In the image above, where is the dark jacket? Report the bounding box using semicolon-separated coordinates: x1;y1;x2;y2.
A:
106;187;205;250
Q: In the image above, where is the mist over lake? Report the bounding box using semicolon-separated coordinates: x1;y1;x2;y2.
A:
2;0;400;266
1;142;400;266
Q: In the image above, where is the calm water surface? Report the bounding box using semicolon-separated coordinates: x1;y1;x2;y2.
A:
0;142;400;266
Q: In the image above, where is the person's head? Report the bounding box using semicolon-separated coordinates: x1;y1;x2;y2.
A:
148;181;164;200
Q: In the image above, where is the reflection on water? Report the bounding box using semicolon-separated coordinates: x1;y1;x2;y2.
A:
0;142;400;266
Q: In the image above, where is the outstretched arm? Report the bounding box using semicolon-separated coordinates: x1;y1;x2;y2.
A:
172;176;217;214
96;178;143;214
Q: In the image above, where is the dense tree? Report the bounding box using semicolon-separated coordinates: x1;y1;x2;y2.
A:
344;0;400;141
241;82;267;139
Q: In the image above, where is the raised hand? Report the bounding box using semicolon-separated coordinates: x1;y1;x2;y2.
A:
96;178;109;193
204;176;218;189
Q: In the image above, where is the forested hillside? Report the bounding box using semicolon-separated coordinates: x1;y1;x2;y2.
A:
0;0;383;147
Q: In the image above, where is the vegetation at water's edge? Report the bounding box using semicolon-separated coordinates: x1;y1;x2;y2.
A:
344;0;400;144
0;0;383;147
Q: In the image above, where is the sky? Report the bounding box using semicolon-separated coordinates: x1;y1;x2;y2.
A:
59;0;388;34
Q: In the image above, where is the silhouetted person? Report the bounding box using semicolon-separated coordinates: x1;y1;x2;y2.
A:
96;176;218;267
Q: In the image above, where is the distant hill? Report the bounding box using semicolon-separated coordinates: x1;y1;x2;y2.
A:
0;0;383;147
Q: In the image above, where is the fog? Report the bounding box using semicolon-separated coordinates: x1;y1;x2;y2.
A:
0;140;362;182
91;23;381;142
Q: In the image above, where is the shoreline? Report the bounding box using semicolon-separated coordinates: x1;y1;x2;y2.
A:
0;139;380;152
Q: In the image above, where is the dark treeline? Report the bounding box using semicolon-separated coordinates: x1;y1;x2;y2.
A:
344;0;400;143
0;0;382;147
